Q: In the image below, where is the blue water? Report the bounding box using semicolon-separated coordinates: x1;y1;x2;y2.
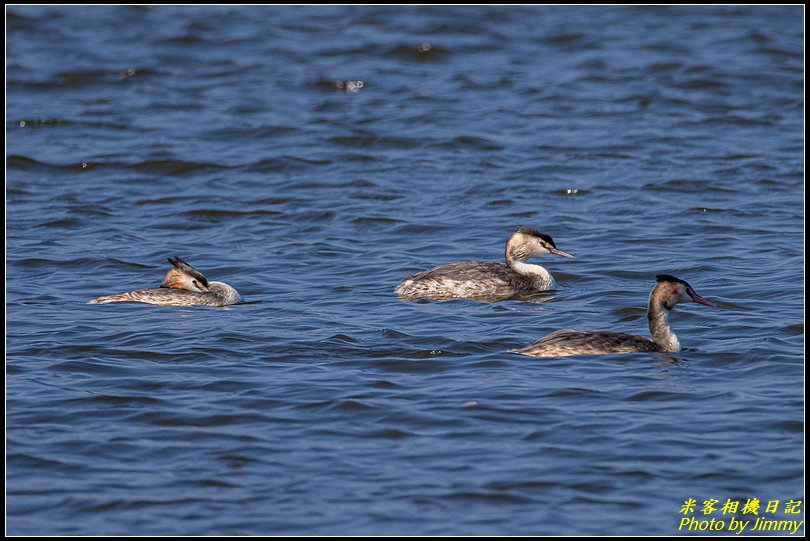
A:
6;6;804;535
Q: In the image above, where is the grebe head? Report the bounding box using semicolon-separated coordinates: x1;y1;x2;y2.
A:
161;256;210;293
505;226;574;262
654;274;714;309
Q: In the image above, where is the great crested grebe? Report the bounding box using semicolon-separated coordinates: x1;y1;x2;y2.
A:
89;256;241;307
395;226;574;300
512;274;714;357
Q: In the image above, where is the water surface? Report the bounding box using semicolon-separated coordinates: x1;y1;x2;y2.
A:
7;6;804;535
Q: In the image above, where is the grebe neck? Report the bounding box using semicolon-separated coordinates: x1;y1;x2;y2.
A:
506;258;555;289
647;294;681;352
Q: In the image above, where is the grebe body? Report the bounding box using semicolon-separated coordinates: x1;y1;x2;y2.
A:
513;275;713;357
395;226;573;300
89;256;240;307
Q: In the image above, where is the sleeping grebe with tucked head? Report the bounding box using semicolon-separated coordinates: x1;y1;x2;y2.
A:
512;274;714;357
395;226;574;301
89;256;241;307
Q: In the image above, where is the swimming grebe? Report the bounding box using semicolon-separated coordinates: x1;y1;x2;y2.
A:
395;226;574;300
89;256;241;306
512;274;714;357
